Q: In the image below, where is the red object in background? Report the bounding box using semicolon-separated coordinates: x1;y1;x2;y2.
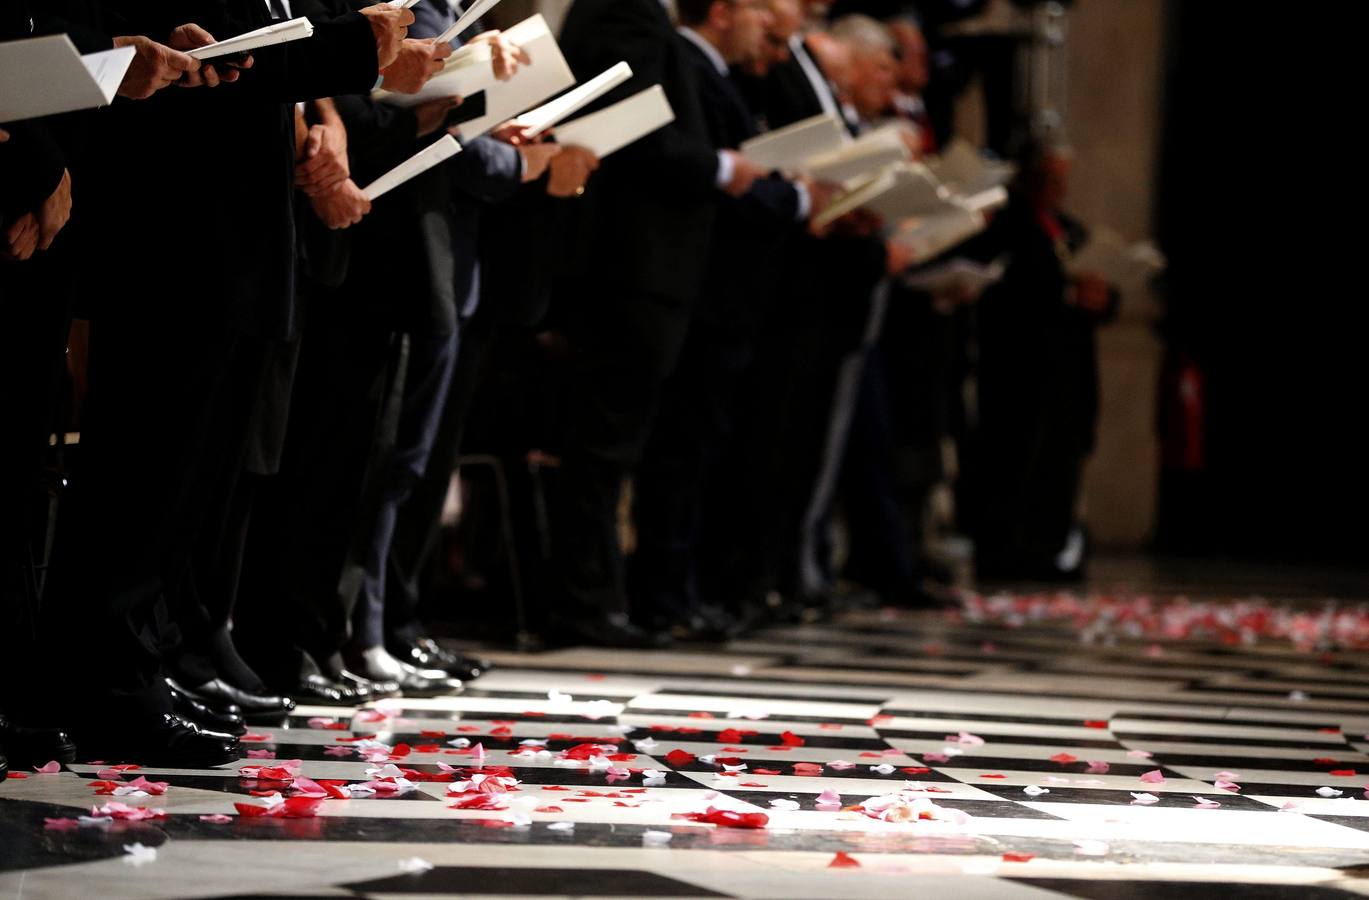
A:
1160;351;1206;472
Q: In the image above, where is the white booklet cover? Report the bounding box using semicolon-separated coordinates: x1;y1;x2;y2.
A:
453;14;574;139
187;17;315;61
0;35;135;123
512;61;632;139
740;112;848;172
362;133;463;201
552;84;674;160
376;42;495;107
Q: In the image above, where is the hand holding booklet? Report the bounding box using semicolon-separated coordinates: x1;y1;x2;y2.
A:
187;17;314;61
362;134;462;201
0;35;135;123
451;15;574;139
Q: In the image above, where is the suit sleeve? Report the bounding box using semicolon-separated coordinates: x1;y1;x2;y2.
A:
561;1;717;199
746;174;801;222
447;135;522;205
333;94;420;181
235;13;380;103
0;123;66;220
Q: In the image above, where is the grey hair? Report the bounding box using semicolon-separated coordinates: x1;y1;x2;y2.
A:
829;13;896;53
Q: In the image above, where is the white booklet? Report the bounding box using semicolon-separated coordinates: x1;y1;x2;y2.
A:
802;123;911;186
813;162;950;229
512;61;632;138
925;137;1015;197
453;14;574;139
901;257;1005;295
375;42;494;106
740;112;848;172
552;84;674;160
362;133;463;201
388;0;424;7
436;0;505;45
889;206;988;266
1067;228;1166;294
0;35;135;123
187;17;314;61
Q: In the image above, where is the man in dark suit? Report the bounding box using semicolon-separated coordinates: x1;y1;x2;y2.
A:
629;0;823;638
344;0;568;689
0;0;262;759
545;0;770;647
38;0;410;764
705;14;906;623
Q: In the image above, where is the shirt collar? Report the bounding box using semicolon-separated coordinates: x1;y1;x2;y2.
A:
678;26;729;77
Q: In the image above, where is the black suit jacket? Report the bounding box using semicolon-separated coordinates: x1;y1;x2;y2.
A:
676;34;801;331
0;1;109;221
85;1;378;338
557;0;717;305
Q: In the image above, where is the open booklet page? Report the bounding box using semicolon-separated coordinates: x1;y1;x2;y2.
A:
0;35;135;123
553;85;675;160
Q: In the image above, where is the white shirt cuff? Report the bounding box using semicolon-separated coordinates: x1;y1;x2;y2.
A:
792;181;811;221
714;150;734;190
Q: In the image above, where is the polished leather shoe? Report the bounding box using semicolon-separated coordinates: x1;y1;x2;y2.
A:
670;603;743;643
334;669;401;701
289;673;360;706
178;678;296;724
0;713;78;768
166;684;247;737
546;611;672;649
359;661;462;699
388;638;492;682
74;713;239;768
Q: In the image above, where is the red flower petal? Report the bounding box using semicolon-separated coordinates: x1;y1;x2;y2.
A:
738;782;768;787
859;752;883;759
819;723;845;731
1002;852;1035;863
543;786;570;791
828;851;861;868
1084;720;1109;729
1049;753;1079;764
607;753;637;762
901;767;931;775
1313;758;1338;765
753;768;781;776
1331;769;1358;777
792;763;824;776
415;745;442;754
665;749;697;767
980;773;1006;779
780;731;805;747
535;806;564;813
687;712;716;719
420;730;448;738
717;729;745;743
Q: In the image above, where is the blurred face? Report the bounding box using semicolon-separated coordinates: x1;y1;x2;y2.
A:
889;21;928;94
765;0;802;60
717;0;774;65
850;46;898;119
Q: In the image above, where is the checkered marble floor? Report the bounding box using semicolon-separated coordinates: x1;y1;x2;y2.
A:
5;602;1369;899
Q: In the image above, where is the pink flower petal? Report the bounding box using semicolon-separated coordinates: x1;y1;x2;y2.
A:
1214;780;1241;792
34;761;61;775
1139;770;1165;784
1085;760;1110;774
246;749;275;759
198;814;233;824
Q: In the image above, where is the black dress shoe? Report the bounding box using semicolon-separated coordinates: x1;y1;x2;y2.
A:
165;685;247;737
73;714;239;768
177;678;296;725
388;638;492;682
546;611;672;649
359;661;462;699
671;603;741;643
0;713;78;768
288;673;359;705
334;670;401;701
